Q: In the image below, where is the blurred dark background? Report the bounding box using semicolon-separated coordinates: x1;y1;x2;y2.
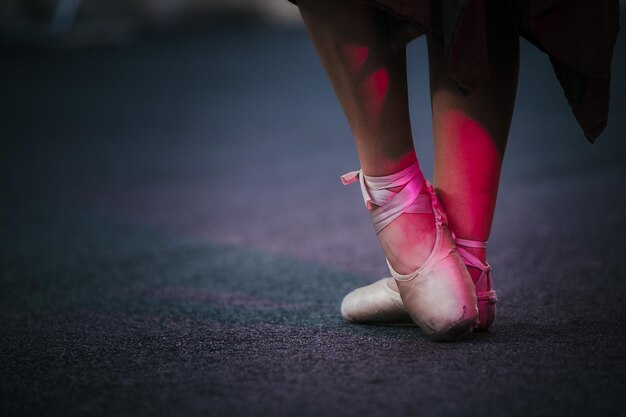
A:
0;0;301;46
1;2;626;417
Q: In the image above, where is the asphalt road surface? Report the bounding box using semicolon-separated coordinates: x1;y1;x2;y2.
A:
2;20;626;417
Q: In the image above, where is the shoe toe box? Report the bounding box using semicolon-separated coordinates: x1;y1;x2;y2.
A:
341;278;410;324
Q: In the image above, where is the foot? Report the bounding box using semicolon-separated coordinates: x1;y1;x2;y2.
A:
342;238;497;331
340;162;478;340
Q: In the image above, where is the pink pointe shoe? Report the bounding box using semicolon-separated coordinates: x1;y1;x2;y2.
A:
341;237;497;332
339;161;478;341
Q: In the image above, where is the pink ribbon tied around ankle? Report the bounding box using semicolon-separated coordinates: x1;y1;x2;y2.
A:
340;161;431;234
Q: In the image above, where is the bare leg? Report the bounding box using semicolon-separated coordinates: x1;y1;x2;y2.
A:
297;0;434;274
429;0;519;264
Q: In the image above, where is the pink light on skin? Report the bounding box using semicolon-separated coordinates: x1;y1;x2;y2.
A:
363;67;390;118
341;44;390;122
435;109;501;270
342;44;369;74
439;109;501;187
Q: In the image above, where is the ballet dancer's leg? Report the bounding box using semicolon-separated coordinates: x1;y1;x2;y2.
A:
297;0;478;339
297;0;435;274
429;0;519;264
428;0;519;329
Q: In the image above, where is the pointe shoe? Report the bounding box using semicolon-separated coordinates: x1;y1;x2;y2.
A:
340;161;478;341
455;238;497;331
340;278;413;325
340;239;498;330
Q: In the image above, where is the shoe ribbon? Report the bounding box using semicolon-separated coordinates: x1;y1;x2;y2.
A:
340;161;431;234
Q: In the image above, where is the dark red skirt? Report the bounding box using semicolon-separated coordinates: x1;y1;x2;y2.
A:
288;0;620;142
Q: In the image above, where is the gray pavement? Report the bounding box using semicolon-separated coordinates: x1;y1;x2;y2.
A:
1;22;626;417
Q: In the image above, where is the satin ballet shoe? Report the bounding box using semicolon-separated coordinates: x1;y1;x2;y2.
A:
341;241;498;331
455;238;497;331
340;278;413;325
340;238;497;330
340;161;478;341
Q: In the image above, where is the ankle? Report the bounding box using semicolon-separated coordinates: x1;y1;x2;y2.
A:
360;151;417;178
341;158;435;274
455;237;488;264
462;246;487;264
